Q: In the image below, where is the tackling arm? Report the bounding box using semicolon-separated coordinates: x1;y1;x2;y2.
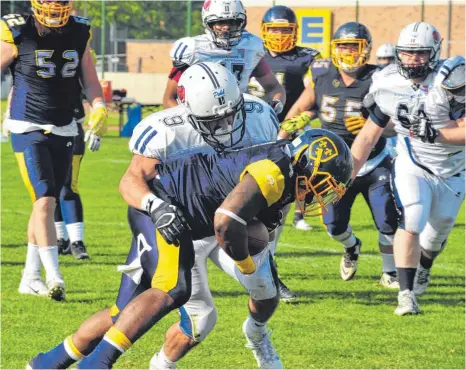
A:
435;117;466;144
0;41;15;73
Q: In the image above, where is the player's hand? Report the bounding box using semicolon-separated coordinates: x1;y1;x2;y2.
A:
271;99;284;115
280;112;311;135
410;117;438;144
148;201;189;246
344;116;365;135
84;131;101;151
88;103;108;137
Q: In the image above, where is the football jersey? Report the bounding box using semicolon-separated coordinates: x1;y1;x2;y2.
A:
1;14;91;132
151;141;295;240
366;62;465;178
129;93;279;160
170;31;265;93
248;47;321;121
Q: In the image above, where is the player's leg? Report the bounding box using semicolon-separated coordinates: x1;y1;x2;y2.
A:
322;182;360;281
362;157;399;288
211;244;282;368
150;236;218;369
78;207;195;368
414;173;465;295
60;124;87;259
11;131;73;301
55;197;70;254
391;160;432;315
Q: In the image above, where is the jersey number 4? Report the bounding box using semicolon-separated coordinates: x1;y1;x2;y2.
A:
35;50;79;79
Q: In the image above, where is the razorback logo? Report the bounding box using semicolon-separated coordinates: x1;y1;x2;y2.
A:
177;85;186;103
432;30;441;42
203;0;211;10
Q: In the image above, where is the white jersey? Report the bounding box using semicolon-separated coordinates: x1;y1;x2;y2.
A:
366;63;464;178
129;93;278;160
170;32;265;93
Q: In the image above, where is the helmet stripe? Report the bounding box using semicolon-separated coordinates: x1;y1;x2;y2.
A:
198;63;220;88
413;22;420;32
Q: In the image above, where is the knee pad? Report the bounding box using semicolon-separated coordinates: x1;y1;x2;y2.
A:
378;232;394;246
179;304;217;342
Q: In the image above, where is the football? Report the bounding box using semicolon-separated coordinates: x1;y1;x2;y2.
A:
247;219;270;256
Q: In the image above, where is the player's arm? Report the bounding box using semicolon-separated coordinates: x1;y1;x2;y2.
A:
0;20;17;73
252;57;286;114
433;118;465;144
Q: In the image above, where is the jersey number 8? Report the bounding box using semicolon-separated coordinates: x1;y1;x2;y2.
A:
35;50;79;79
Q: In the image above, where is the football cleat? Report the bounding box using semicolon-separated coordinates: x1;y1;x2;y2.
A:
340;239;362;281
413;265;431;296
47;280;66;301
57;238;71;255
292;218;313;231
394;289;421;316
379;271;400;289
277;278;297;302
243;319;283;369
71;241;89;260
18;272;48;296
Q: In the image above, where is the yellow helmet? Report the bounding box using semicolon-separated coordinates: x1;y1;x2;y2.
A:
331;22;372;73
31;0;73;28
261;5;297;53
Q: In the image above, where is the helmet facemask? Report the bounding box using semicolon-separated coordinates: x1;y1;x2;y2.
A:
261;22;297;53
331;39;370;73
31;0;72;28
205;16;246;49
395;46;441;80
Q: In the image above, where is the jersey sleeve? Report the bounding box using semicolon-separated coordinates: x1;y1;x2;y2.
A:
71;16;92;45
0;14;24;57
250;57;271;78
170;37;196;68
302;49;322;84
307;58;332;88
129;118;166;160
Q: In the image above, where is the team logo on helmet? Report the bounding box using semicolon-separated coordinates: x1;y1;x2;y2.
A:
433;30;441;41
309;137;338;162
203;0;211;10
177;85;186;103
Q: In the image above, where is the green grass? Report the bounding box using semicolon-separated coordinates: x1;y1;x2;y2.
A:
1;108;465;369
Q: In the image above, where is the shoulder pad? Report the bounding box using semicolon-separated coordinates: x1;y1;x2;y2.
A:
1;14;28;36
310;58;332;79
361;64;378;79
439;56;465;90
296;46;321;59
240;31;265;52
170;37;196;68
71;15;91;26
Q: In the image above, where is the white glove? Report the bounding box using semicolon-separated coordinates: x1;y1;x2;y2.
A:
84;130;101;151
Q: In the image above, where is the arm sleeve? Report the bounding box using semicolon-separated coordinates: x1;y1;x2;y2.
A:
250;57;271;78
368;103;390;128
168;65;189;82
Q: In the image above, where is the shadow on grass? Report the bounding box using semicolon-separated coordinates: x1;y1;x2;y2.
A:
276;250;380;258
0;244;25;249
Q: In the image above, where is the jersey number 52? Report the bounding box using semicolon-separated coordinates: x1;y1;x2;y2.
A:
35;50;79;79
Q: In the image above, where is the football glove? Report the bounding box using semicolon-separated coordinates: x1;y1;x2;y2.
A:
88;103;108;137
410;117;438;144
344;116;365;135
280;112;311;135
84;131;101;151
148;200;189;246
271;99;284;115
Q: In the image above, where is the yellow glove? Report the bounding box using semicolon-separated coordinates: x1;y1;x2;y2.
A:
344;115;366;135
88;103;108;137
280;112;311;135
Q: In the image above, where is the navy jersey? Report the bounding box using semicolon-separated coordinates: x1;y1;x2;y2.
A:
249;47;320;121
151;142;295;240
311;59;386;159
1;14;91;127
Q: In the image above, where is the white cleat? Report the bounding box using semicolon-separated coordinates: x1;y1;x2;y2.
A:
47;279;66;301
149;353;177;370
242;319;283;369
413;265;431;296
293;219;312;231
379;272;400;289
394;289;421;316
18;275;48;296
340;239;361;281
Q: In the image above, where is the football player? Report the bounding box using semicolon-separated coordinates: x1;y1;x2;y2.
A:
248;5;322;302
162;0;286;115
375;43;396;70
280;22;400;288
352;23;465;315
27;63;352;370
1;1;107;301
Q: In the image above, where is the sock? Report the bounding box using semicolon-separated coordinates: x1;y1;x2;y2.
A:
245;315;266;338
55;221;69;241
24;243;41;278
31;337;83;368
420;252;434;269
150;346;175;368
397;267;417;291
293;212;303;221
67;222;84;244
330;227;358;249
381;253;396;273
38;246;63;283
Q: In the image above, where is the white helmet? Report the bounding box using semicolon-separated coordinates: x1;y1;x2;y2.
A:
202;0;247;49
376;44;396;69
396;22;442;79
177;62;245;152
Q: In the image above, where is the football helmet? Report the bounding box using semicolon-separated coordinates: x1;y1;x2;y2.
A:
290;129;353;216
331;22;372;73
261;5;298;53
202;0;247;49
31;0;73;28
376;43;396;70
177;62;245;152
395;22;442;79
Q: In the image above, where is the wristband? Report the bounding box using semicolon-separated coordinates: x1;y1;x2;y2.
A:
235;255;256;274
141;193;164;213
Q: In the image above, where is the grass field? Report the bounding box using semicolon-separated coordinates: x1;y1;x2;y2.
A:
1;101;465;369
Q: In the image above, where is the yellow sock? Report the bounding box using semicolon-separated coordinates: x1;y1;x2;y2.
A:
104;327;132;352
64;335;84;360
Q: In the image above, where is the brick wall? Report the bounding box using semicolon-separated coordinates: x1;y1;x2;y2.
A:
126;4;465;74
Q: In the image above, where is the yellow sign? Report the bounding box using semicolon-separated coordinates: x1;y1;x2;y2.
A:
295;9;332;58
